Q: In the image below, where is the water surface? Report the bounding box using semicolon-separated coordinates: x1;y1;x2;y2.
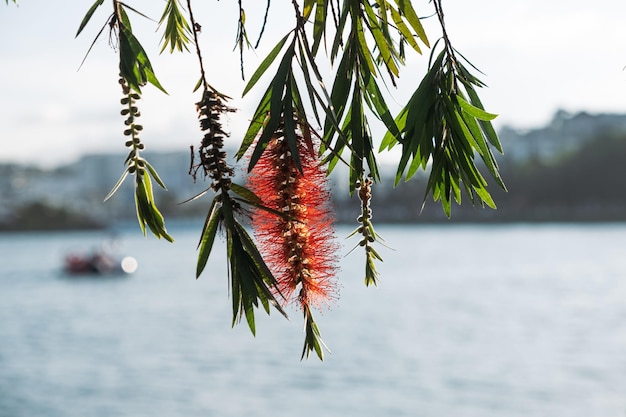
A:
1;223;626;417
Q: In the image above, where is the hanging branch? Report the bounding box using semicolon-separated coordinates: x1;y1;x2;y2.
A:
318;0;428;285
66;0;506;359
235;0;253;80
380;0;506;217
346;176;386;286
184;0;288;334
158;0;193;53
77;0;173;241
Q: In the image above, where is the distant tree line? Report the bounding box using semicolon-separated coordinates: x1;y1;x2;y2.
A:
334;131;626;223
3;129;626;231
0;201;105;232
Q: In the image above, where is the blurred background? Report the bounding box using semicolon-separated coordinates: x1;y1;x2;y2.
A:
2;1;626;416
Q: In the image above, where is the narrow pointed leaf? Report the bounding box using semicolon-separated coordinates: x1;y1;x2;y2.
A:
229;182;262;204
457;95;497;121
76;0;105;37
196;202;222;278
243;33;291;97
393;0;429;47
144;161;168;190
104;169;130;202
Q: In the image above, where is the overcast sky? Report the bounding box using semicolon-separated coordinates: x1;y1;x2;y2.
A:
2;0;626;167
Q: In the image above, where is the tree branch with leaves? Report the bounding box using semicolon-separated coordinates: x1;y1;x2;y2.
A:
32;0;505;360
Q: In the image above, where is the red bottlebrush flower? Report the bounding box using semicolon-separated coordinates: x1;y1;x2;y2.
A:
247;133;339;311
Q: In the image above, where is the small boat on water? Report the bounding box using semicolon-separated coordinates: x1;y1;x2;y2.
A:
64;250;138;275
63;237;137;276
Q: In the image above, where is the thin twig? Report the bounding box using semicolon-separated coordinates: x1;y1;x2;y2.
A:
237;0;245;79
254;0;271;48
433;0;456;65
186;0;208;89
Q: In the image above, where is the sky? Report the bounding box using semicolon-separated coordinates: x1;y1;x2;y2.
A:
2;0;626;167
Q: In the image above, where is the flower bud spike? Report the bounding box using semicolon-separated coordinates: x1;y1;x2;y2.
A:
247;122;339;359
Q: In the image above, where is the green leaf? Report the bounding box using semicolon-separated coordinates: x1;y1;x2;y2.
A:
237;84;272;159
394;137;413;185
323;41;354;141
119;24;168;94
311;0;327;55
233;222;275;286
247;42;295;171
76;0;105;37
233;222;288;316
302;0;315;19
196;199;222;278
295;44;321;126
354;19;377;76
458;105;505;191
282;80;303;172
465;86;503;152
393;0;429;47
103;168;129;202
363;1;399;77
144;161;168;190
243;33;291;97
142;167;155;201
301;306;329;360
192;77;203;93
380;106;407;151
134;178;147;236
350;87;364;167
362;70;400;141
474;182;497;209
330;3;350;63
457;95;498;121
158;0;192;53
117;2;153;22
229;183;262;204
388;5;422;54
224;212;288;335
134;172;174;242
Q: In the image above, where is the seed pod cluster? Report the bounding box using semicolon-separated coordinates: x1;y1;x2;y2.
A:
354;175;382;286
356;177;374;246
119;76;146;175
190;89;235;193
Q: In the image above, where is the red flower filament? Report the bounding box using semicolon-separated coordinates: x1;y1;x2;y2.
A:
248;134;338;311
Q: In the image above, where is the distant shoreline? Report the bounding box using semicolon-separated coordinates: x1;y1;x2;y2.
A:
3;215;626;234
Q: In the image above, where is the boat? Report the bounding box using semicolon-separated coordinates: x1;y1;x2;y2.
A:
63;242;137;275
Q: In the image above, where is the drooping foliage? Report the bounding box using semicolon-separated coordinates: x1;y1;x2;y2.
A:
66;0;504;360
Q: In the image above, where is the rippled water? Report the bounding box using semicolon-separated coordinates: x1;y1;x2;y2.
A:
1;223;626;417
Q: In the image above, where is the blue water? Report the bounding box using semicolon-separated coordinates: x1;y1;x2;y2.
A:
1;223;626;417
